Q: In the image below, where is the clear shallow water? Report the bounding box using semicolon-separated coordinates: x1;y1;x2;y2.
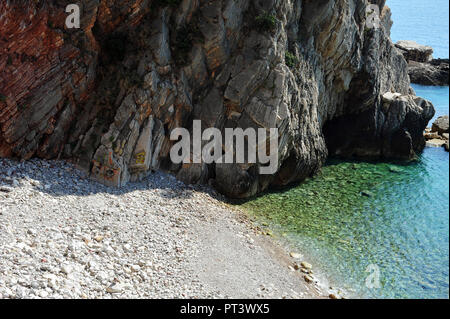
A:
388;0;449;58
412;84;449;122
240;150;449;299
238;3;449;299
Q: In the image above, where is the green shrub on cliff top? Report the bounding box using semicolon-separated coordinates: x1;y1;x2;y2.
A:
255;12;278;33
285;51;299;69
0;94;6;102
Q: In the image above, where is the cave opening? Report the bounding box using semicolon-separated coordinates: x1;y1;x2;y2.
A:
322;107;381;160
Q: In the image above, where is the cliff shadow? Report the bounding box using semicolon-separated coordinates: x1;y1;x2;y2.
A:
0;158;228;202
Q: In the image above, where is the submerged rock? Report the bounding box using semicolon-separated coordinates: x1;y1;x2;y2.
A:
388;166;403;173
300;261;312;270
304;275;314;283
290;252;301;259
361;191;375;198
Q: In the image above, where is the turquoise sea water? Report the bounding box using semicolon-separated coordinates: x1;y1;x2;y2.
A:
241;151;449;298
412;84;449;122
238;1;449;299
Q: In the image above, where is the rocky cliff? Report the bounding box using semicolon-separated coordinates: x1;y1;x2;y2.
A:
395;40;449;86
0;0;435;198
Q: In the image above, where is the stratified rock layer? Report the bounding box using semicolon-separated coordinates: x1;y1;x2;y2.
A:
0;0;435;198
395;40;433;63
408;59;449;86
395;40;449;86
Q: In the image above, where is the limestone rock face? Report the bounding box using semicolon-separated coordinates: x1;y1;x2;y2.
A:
395;41;449;86
325;94;434;159
0;0;435;198
408;59;449;86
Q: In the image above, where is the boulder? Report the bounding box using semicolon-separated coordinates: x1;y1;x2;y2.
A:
395;40;433;62
432;116;449;135
382;92;402;103
300;261;313;270
304;275;314;283
426;139;446;148
289;252;301;259
424;131;440;140
408;59;449;86
395;40;448;86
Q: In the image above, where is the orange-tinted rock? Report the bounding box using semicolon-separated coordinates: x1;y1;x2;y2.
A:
0;0;436;198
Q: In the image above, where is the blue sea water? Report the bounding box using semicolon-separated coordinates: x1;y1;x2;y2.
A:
241;151;449;298
389;0;449;58
239;1;449;299
412;84;449;122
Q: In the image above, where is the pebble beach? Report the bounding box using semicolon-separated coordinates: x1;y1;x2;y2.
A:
0;158;326;299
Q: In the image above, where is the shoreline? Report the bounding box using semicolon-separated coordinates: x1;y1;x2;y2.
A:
236;145;449;299
0;157;331;299
1;149;447;299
